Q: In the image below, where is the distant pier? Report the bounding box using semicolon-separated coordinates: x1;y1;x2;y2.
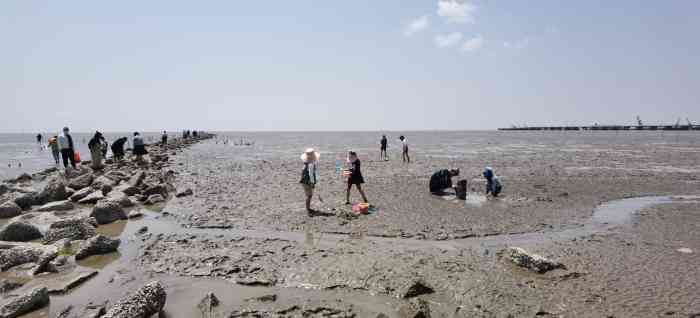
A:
499;125;700;131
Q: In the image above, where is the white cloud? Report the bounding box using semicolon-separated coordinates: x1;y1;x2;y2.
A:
404;15;429;36
437;0;477;24
461;35;483;52
503;37;530;50
435;32;463;48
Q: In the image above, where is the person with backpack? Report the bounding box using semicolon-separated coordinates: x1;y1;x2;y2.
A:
300;148;320;215
48;136;60;165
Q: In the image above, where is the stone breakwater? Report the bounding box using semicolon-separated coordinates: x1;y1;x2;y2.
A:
0;134;211;317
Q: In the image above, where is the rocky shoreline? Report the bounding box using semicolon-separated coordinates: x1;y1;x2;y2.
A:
0;135;209;318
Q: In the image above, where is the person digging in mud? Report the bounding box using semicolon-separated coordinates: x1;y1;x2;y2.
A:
345;151;369;205
300;148;320;215
429;168;460;195
483;167;503;197
132;132;148;162
111;137;128;162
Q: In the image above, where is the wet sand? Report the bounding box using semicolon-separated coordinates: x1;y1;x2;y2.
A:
5;131;700;317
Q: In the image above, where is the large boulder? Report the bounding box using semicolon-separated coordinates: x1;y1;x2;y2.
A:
43;218;97;244
70;187;94;202
14;173;32;183
0;202;22;218
36;200;74;212
106;192;135;208
13;192;37;210
102;281;166;318
78;191;104;204
128;171;146;187
75;235;120;260
502;247;566;273
0;222;42;242
90;201;127;225
0;287;50;318
91;176;118;191
0;245;45;271
67;174;93;190
36;178;69;205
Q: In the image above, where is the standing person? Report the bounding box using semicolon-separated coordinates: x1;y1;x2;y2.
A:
36;133;43;149
48;136;60;164
399;135;410;163
161;131;168;147
88;131;106;169
111;137;128;162
344;151;369;205
380;135;388;161
58;127;76;169
483;167;503;197
132;132;148;161
300;148;320;215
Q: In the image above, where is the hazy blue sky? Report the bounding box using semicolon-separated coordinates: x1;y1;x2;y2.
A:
2;1;699;132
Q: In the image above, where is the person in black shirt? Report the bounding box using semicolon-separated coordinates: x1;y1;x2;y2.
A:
345;151;368;205
429;169;460;194
380;135;388;161
111;137;128;162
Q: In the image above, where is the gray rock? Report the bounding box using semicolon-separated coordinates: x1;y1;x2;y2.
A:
75;235;120;260
43;218;97;244
89;201;127;224
0;287;49;318
78;191;104;204
145;194;164;205
0;279;23;294
128;171;146;187
54;304;106;318
128;210;144;219
13;192;37;210
91;176;117;191
70;187;94;202
67;174;93;190
175;188;193;198
0;221;42;242
398;298;431;318
0;245;45;271
396;278;434;299
14;173;32;183
114;184;140;196
102;281;166;318
36;178;69;205
104;171;129;183
0;202;22;218
36;200;74;212
30;247;59;275
143;184;167;198
106;192;135;208
136;226;148;235
503;247;566;274
0;184;9;197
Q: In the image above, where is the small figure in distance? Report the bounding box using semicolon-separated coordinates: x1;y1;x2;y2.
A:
380;135;388;161
161;131;168;148
399;135;410;164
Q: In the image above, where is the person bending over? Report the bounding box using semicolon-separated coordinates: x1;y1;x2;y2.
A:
429;169;460;195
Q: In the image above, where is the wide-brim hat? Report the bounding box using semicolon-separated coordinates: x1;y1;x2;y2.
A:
301;148;320;162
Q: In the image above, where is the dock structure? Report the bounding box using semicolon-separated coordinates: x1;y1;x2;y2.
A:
499;125;700;131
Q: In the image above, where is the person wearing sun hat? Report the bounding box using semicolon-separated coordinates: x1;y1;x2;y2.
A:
300;148;320;214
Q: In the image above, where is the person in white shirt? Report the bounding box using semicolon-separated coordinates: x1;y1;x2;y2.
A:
57;127;76;169
399;135;410;163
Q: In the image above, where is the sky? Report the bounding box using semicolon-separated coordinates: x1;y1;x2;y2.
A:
1;1;699;132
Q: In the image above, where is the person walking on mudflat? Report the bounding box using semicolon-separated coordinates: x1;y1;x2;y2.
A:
380;135;388;161
399;135;410;163
344;151;368;205
300;148;320;215
58;127;76;169
48;136;60;165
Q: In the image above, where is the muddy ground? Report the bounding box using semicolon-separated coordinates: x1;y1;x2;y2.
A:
3;131;700;317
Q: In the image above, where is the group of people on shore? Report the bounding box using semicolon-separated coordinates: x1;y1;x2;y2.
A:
300;135;503;214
